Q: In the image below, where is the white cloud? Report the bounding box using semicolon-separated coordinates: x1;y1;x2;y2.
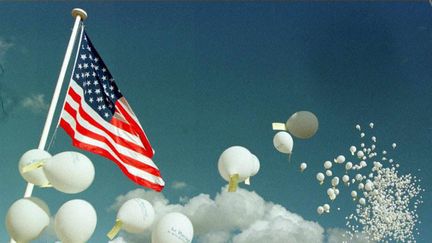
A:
172;180;188;190
326;228;371;243
21;94;49;113
109;186;324;243
0;38;13;61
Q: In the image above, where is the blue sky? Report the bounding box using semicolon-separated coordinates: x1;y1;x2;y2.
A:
0;2;431;242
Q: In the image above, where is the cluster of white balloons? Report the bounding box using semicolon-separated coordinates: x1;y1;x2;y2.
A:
7;149;97;242
107;198;194;243
6;197;97;242
218;146;260;192
272;111;319;161
18;150;95;193
314;123;423;242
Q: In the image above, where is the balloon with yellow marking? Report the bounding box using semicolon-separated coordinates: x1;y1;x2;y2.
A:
218;146;256;192
18;149;51;187
107;198;155;239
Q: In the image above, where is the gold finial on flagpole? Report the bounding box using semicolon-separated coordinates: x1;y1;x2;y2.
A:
72;8;88;20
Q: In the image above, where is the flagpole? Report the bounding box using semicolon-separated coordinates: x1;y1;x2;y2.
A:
9;8;87;243
23;8;87;198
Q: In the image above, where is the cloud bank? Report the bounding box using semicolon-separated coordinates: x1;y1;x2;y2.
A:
109;186;324;243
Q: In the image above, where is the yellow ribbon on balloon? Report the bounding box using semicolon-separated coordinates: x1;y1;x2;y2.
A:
228;174;239;192
107;219;123;240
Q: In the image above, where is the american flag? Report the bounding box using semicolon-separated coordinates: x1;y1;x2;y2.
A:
59;29;164;191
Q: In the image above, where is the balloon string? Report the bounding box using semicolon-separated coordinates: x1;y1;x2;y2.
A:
46;125;59;153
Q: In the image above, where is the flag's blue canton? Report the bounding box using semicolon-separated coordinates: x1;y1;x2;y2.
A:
73;31;123;121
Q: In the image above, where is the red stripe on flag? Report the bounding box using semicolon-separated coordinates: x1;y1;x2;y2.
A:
62;102;161;177
60;118;164;191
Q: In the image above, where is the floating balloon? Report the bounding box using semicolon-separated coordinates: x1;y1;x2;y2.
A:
300;162;307;172
317;206;324;215
327;188;335;197
331;177;340;187
359;198;366;205
349;146;357;156
369;123;374;128
273;131;294;155
371;136;376;143
360;132;365;138
152;212;193;243
323;204;330;213
355;125;361;131
325;170;333;177
43;152;95;194
365;182;373;192
55;199;97;243
342;175;350;184
18;149;51;186
392;143;397;149
357;151;364;158
345;162;353;171
6;197;50;242
335;155;345;164
324;161;332;169
218;146;256;192
316;173;325;184
285;111;319;139
107;198;155;239
351;190;357;198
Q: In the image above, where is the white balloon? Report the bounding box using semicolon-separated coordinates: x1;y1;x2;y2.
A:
357;151;364;158
152;212;193;243
327;188;335;196
335;155;345;164
316;173;325;183
325;170;333;177
18;149;51;186
359;198;366;205
118;198;155;233
331;177;340;187
55;199;97;243
349;146;357;155
345;162;353;170
285;111;319;139
369;122;374;128
351;191;358;198
249;154;260;177
360;132;365;138
317;206;324;215
6;197;50;242
392;143;397;149
323;204;330;212
324;161;332;169
355;124;361;131
372;136;376;143
365;182;373;192
43;152;95;194
218;146;254;182
342;175;350;183
273;131;293;154
300;162;307;172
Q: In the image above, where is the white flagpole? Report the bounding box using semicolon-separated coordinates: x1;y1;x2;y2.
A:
10;8;88;243
22;8;87;198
